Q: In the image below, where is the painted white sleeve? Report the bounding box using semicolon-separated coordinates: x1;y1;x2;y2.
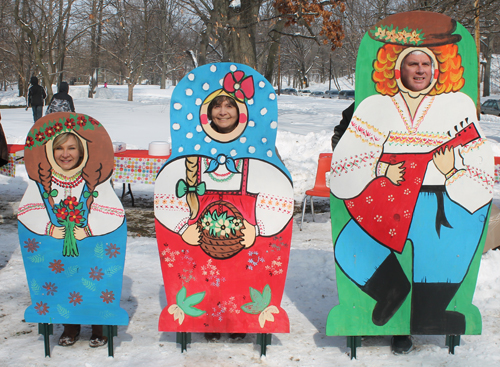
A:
154;158;191;233
247;160;294;236
87;179;125;236
18;180;51;235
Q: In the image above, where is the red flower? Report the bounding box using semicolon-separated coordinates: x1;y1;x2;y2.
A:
24;238;40;253
53;122;63;132
68;291;83;306
49;259;65;274
65;118;76;129
100;289;115;304
55;207;68;220
223;71;255;101
68;209;83;224
77;115;86;127
89;117;99;126
42;282;58;296
35;131;45;142
26;136;34;147
89;266;104;281
44;126;56;137
63;196;78;210
105;243;121;259
34;301;49;315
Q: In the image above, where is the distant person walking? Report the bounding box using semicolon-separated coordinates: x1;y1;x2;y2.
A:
27;76;46;123
46;82;75;114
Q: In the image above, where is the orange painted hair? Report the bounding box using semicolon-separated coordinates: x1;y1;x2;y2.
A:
372;44;465;96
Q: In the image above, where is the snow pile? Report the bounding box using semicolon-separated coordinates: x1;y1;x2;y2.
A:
95;87;115;99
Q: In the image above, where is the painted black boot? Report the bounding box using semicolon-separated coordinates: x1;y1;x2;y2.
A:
410;282;465;335
360;253;411;326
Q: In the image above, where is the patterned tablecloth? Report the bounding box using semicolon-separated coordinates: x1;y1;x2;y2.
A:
0;144;25;177
112;149;170;184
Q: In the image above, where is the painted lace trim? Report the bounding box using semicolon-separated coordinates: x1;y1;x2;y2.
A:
349;117;385;147
203;158;242;183
386;131;449;148
90;203;125;217
154;193;190;212
256;193;293;216
18;202;46;216
446;166;494;192
331;151;379;178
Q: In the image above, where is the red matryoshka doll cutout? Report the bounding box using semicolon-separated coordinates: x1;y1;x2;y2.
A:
18;112;128;327
154;63;294;336
327;11;494;340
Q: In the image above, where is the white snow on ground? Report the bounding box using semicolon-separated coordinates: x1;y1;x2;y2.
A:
1;84;500;366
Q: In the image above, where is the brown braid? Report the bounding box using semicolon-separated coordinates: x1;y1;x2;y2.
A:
185;156;200;219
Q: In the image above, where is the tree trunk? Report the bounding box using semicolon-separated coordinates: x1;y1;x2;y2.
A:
483;35;494;97
264;19;286;84
128;83;134;101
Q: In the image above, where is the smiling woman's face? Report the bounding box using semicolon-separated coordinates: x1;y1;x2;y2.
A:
53;134;83;171
209;96;239;134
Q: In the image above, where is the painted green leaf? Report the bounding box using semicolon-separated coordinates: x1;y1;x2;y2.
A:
57;304;70;319
31;279;41;295
95;243;104;259
176;287;206;317
240;285;272;315
176;286;187;304
262;285;271;307
249;287;263;304
184;291;206;308
105;265;122;276
28;254;44;263
65;265;79;277
82;277;96;291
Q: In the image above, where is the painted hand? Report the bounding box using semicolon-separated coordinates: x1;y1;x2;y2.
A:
241;220;256;248
52;226;65;239
386;162;406;185
74;226;88;240
182;224;201;245
433;146;455;176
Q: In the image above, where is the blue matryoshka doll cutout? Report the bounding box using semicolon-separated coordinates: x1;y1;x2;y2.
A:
154;63;294;334
18;112;128;326
327;11;493;338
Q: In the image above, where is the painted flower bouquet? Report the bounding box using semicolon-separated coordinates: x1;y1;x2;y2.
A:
197;201;245;259
53;196;86;257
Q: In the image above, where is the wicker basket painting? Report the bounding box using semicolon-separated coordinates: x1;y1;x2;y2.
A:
197;201;246;259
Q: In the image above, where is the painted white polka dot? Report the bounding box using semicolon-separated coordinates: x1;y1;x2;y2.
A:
210;65;217;72
262;138;267;143
188;74;195;81
248;99;254;105
196;125;202;132
269;93;276;100
172;123;180;130
259;81;265;88
173;103;182;110
230;65;237;71
178;147;184;153
240;137;247;143
260;108;268;116
248;120;255;127
187;113;193;120
186;132;193;139
219;78;223;86
230;149;237;157
186;89;193;96
204;136;212;143
211;148;217;155
195;98;202;106
248;146;256;154
203;83;210;91
267;150;273;157
270;121;278;129
195;144;201;151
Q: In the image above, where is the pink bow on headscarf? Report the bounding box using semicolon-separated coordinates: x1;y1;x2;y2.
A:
223;71;255;101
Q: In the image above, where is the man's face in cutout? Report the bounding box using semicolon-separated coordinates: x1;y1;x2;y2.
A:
400;52;432;92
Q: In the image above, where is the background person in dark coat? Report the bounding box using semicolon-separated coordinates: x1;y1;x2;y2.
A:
27;76;46;123
46;82;75;114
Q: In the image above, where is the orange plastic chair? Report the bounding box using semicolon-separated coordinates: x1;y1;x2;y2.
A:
300;153;332;230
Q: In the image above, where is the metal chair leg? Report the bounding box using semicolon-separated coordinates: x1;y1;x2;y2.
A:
310;197;315;222
300;195;309;230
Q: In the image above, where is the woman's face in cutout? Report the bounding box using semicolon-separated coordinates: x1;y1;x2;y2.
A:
210;99;239;134
53;134;83;171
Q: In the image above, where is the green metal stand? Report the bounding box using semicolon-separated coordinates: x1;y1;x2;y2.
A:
103;325;117;357
446;334;460;354
347;336;362;360
176;332;191;353
38;323;53;357
256;333;272;356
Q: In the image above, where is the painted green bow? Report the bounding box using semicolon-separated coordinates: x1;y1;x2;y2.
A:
176;179;206;198
43;189;58;199
83;190;99;199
